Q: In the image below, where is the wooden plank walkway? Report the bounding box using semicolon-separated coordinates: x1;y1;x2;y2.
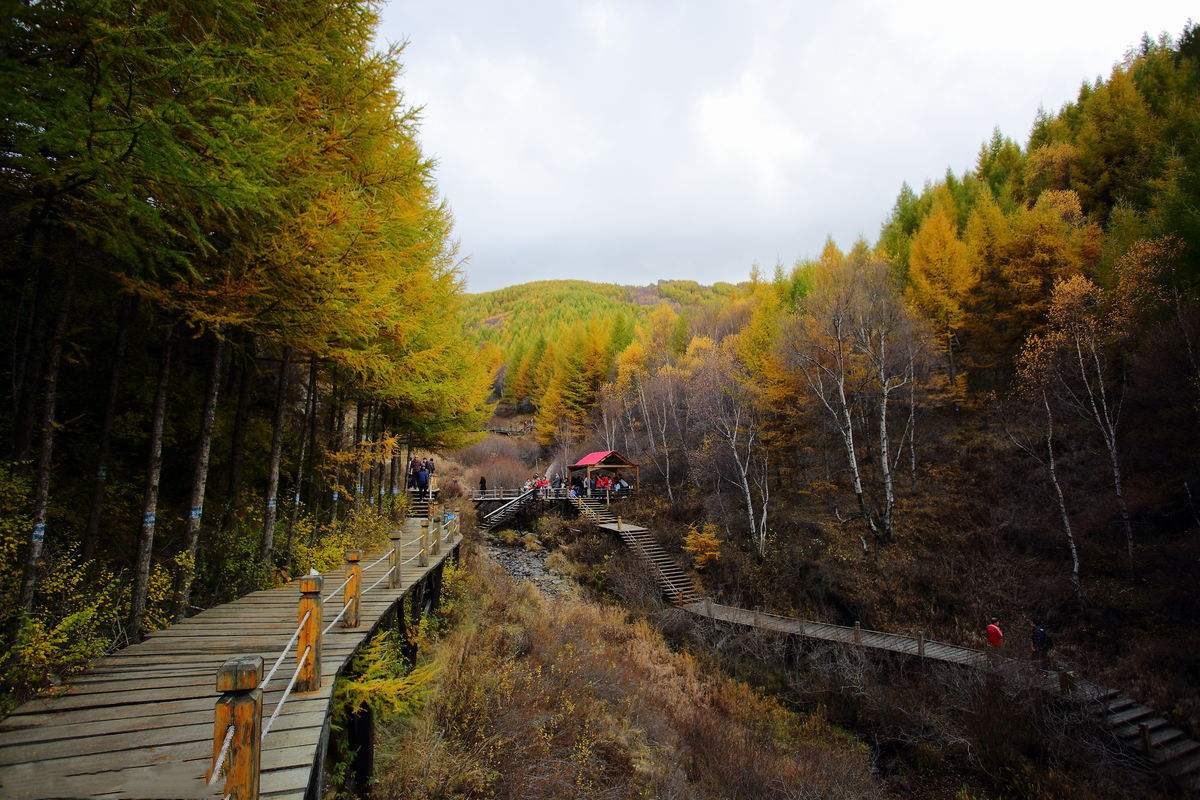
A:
0;526;461;800
684;600;1200;792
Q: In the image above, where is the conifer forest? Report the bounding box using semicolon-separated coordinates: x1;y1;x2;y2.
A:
2;4;1200;800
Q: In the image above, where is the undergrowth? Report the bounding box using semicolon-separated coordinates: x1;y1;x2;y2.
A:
369;550;878;800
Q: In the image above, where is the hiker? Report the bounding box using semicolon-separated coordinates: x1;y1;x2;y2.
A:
416;465;430;499
1030;622;1052;666
479;475;487;493
986;618;1004;649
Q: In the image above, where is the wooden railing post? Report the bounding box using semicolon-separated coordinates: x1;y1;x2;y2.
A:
432;508;442;556
419;519;429;566
296;574;322;691
853;622;862;645
1058;669;1075;695
343;549;362;628
1139;722;1152;754
388;531;401;590
616;516;622;531
917;631;926;657
210;655;263;800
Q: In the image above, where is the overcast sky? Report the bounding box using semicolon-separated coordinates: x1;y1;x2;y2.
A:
377;1;1195;292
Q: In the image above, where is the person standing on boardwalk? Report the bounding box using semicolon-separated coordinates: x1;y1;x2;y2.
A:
986;618;1004;648
479;475;487;493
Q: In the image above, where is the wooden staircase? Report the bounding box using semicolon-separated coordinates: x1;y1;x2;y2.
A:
478;489;537;531
572;495;617;525
1094;687;1200;791
567;494;699;606
405;488;439;519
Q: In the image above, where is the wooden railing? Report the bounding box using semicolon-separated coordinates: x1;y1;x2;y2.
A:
204;512;460;800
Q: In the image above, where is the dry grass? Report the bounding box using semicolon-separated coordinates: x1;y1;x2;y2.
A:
372;553;878;800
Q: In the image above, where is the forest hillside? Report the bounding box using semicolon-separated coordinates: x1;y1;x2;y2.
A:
466;25;1200;750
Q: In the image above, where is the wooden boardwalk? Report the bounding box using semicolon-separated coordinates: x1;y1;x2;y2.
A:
0;525;461;800
683;600;1200;791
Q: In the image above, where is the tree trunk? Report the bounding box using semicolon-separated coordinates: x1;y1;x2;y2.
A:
1043;392;1082;604
260;347;292;563
17;270;76;614
220;337;255;531
83;295;136;560
352;400;364;509
877;351;895;544
285;354;318;561
129;329;174;642
171;334;225;621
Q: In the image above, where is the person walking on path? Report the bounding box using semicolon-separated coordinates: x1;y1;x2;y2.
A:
1030;622;1052;666
986;618;1004;647
416;465;430;499
479;475;487;493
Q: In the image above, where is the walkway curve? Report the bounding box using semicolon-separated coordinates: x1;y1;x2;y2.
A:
0;526;461;799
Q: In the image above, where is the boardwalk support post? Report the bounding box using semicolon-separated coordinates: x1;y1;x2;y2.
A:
297;574;323;691
343;549;362;628
420;519;429;566
388;530;401;589
917;631;926;657
210;655;263;800
1139;722;1152;754
1058;669;1076;695
853;622;862;645
616;516;622;532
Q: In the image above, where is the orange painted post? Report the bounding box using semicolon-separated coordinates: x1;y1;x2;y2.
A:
917;631;926;657
343;549;362;628
388;531;401;590
296;574;322;692
419;519;429;567
853;622;862;645
210;655;263;800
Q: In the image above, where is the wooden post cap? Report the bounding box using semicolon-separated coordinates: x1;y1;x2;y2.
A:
299;574;323;594
345;548;361;563
216;655;263;692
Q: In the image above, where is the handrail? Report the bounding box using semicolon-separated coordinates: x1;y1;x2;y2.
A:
261;610;311;691
208;529;460;799
261;645;309;741
362;548;394;571
207;724;235;785
482;489;535;520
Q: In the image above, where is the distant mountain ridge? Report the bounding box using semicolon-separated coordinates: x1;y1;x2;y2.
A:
462;278;747;346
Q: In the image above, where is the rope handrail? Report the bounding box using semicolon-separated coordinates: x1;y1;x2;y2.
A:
207;724;235;785
322;603;350;636
327;573;352;600
261;645;310;742
362;548;394;571
401;553;421;565
261;609;311;691
362;565;396;594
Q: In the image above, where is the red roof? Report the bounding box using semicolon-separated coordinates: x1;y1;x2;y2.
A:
570;450;637;469
572;450;614;467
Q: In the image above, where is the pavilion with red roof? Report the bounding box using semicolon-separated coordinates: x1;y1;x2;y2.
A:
568;450;639;492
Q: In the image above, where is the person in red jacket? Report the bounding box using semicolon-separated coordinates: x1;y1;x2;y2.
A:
986;618;1004;648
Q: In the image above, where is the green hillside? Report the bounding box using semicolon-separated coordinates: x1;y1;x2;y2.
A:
463;278;746;347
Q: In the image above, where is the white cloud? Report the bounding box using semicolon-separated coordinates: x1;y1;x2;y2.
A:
694;70;814;197
380;0;1196;290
